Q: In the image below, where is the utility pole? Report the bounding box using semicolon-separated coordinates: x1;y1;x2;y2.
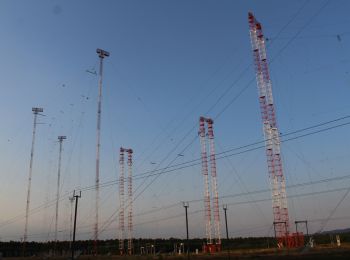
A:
183;202;190;260
223;204;230;260
23;107;43;256
94;48;109;254
71;190;81;260
54;136;66;253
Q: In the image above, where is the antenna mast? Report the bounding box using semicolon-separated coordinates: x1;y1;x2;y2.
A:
119;148;125;255
119;148;133;255
127;149;133;255
199;117;212;247
94;48;109;254
207;119;221;248
248;12;290;247
199;117;221;253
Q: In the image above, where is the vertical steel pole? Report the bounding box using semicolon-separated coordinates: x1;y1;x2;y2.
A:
183;202;190;260
72;191;81;260
223;205;230;260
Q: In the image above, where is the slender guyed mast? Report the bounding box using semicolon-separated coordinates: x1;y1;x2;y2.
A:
94;48;109;254
23;107;43;255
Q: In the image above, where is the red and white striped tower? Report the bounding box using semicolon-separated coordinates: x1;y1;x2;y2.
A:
207;119;221;249
199;117;213;248
199;117;221;252
127;149;133;255
118;148;125;255
248;12;290;247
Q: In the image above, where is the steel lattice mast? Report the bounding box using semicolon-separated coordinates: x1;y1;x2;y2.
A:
23;107;43;254
94;48;109;254
118;148;125;255
127;149;133;255
248;12;290;247
207;119;221;247
119;148;133;255
54;136;66;245
199;117;212;246
199;117;221;252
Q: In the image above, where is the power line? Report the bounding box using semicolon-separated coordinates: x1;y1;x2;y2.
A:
95;0;332;238
316;188;350;233
4;173;350;241
86;115;350;185
1;114;348;231
135;172;350;219
133;185;350;228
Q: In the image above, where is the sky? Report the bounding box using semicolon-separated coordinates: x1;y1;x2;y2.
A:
1;0;350;242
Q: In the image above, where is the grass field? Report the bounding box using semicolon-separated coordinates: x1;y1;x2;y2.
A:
3;244;350;259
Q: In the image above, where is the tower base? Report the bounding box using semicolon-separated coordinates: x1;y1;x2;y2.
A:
202;243;221;253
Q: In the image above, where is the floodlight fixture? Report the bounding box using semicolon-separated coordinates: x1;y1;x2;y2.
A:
96;48;110;58
32;107;43;113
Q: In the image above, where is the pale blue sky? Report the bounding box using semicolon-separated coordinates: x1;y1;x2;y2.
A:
1;0;350;241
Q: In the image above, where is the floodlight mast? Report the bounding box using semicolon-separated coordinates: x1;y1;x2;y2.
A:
23;107;43;255
54;136;67;249
94;48;109;254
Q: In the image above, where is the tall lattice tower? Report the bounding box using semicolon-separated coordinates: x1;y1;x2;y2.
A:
248;12;290;247
199;117;221;253
118;148;125;255
118;148;133;255
127;149;133;255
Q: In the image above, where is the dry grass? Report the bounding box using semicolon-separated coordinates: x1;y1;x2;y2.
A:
4;244;350;260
